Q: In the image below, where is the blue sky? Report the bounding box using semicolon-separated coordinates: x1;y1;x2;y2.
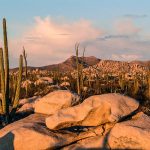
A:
0;0;150;67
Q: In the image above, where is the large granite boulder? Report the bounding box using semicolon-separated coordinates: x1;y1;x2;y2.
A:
0;114;105;150
46;93;139;129
17;96;40;113
35;90;80;115
108;112;150;150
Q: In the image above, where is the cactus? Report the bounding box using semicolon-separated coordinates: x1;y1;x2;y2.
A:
147;75;150;99
3;18;9;116
23;46;28;79
0;48;6;114
133;75;139;97
23;47;28;97
145;71;150;99
0;18;23;124
75;43;80;95
10;55;23;117
119;73;125;92
75;44;86;97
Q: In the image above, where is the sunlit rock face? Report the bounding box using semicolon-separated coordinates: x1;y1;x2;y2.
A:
46;93;139;129
108;112;150;150
17;96;40;113
1;93;150;150
34;90;80;115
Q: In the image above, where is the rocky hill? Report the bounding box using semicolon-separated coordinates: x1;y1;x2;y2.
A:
85;59;150;74
11;56;100;72
39;56;100;72
11;56;150;73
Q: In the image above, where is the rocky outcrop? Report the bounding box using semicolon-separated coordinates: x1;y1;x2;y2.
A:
108;112;150;150
0;114;109;150
46;93;139;129
0;93;150;150
34;90;80;115
17;96;40;113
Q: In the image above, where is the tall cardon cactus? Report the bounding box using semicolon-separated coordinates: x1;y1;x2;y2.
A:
0;18;23;124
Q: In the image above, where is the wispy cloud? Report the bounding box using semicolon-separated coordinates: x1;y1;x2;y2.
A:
123;14;148;19
96;35;129;41
114;19;141;35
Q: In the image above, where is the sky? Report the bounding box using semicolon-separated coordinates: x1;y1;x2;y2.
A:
0;0;150;67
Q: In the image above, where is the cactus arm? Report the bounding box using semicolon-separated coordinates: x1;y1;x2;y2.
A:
75;43;80;95
11;55;23;116
0;48;6;114
3;18;9;114
23;46;28;79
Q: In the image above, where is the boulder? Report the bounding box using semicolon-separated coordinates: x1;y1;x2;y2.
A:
0;114;105;150
108;112;150;150
46;93;139;129
17;96;40;113
35;90;80;115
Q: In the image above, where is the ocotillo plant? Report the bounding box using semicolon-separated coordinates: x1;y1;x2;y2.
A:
0;18;23;124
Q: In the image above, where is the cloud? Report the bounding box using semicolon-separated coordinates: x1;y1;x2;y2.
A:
9;16;104;67
114;19;141;35
3;16;150;67
96;34;129;41
123;14;148;19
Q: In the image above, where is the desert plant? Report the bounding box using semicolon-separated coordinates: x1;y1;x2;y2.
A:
133;75;139;97
23;46;28;79
75;43;80;95
119;73;125;92
0;18;23;125
145;71;150;100
23;47;29;97
75;44;86;97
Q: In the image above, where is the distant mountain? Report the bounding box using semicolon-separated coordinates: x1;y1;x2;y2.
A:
39;56;100;72
11;56;150;73
11;56;100;72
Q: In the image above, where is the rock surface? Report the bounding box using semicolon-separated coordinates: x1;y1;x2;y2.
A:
0;114;106;150
46;93;139;129
17;96;40;113
108;112;150;150
35;90;80;115
1;93;149;150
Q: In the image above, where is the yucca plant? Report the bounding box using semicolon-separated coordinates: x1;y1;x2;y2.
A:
0;18;23;125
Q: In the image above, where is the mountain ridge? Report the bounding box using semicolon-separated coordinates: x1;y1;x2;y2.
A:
11;56;150;72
